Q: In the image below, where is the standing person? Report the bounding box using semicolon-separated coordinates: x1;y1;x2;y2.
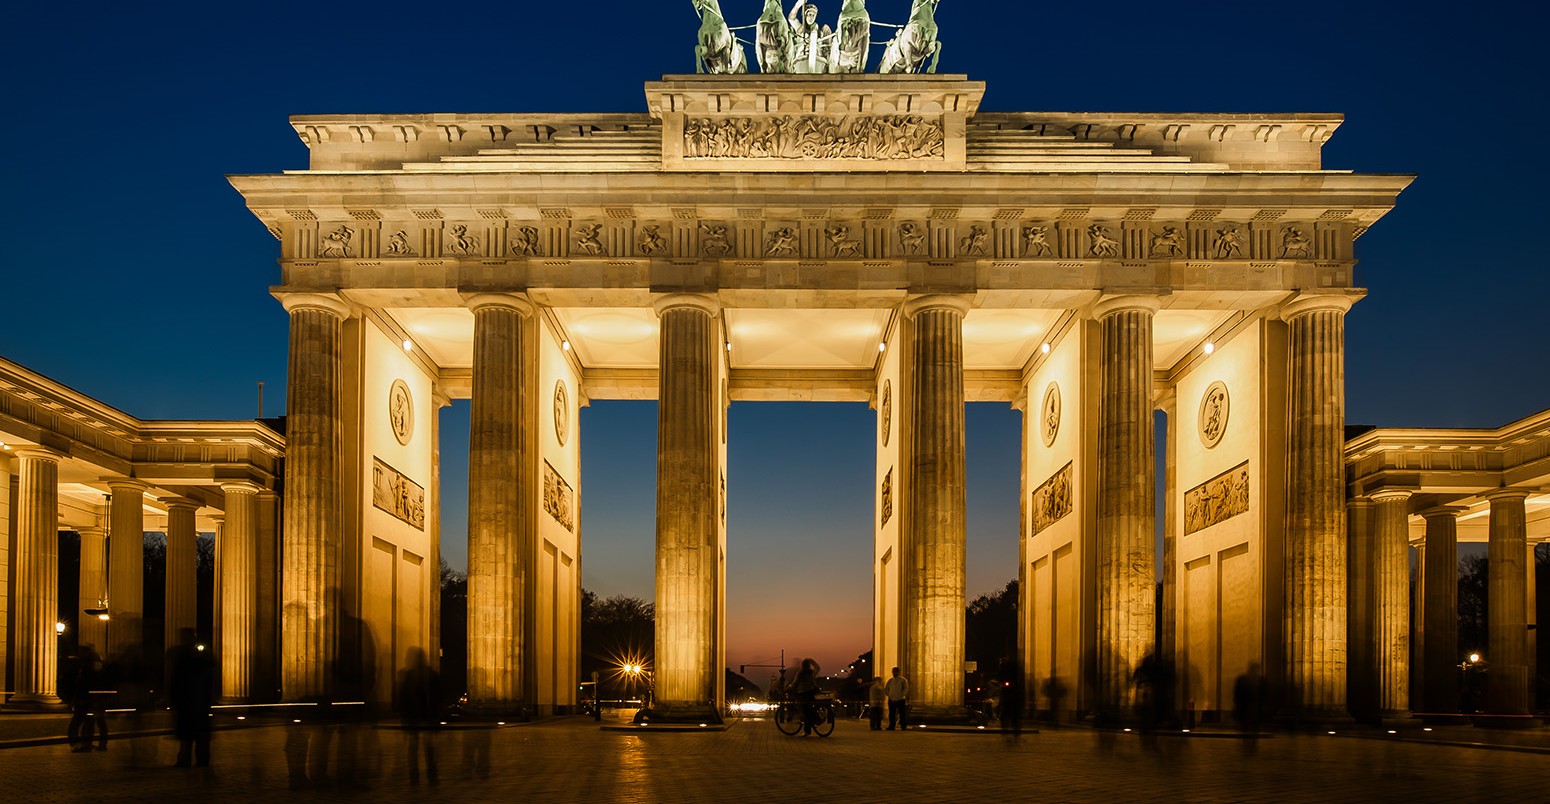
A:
167;628;216;767
398;647;441;786
67;644;108;752
1232;663;1266;754
884;666;909;730
998;658;1024;737
867;676;885;730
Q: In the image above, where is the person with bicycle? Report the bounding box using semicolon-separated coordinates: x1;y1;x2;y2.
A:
789;658;821;736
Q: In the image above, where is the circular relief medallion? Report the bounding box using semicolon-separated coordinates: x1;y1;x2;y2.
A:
1041;382;1061;447
388;379;414;446
553;379;569;447
881;380;892;447
1199;380;1230;449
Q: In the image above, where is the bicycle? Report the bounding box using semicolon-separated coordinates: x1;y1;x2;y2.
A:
774;694;835;737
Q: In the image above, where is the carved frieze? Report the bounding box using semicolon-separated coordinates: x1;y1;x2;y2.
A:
445;224;480;256
372;457;425;530
1280;226;1312;258
1150;226;1185;257
385;230;416;256
636;224;669;256
881;468;893;527
510;226;543;257
1087;224;1119;258
1184;461;1250;535
1041;382;1061;447
958;225;989;256
543;460;575;532
553;379;569;447
824;225;862;257
1212;225;1244;259
574;223;606;256
1021;225;1053;257
765;227;799;257
699;223;733;256
881;380;892;447
319;226;354;258
683;115;945;161
1199;381;1229;449
1031;462;1073;536
389;379;413;446
898;222;927;256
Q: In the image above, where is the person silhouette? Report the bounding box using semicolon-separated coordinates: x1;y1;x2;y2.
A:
167;628;215;767
398;647;441;785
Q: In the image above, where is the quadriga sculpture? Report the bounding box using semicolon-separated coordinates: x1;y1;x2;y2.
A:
878;0;941;74
693;0;749;74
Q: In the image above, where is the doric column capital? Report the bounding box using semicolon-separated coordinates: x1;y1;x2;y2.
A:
106;478;150;495
76;526;106;539
1280;292;1356;319
162;496;201;513
1091;294;1160;319
902;293;971;319
1481;488;1533;504
277;291;353;319
464;291;535;316
652;292;721;318
220;480;264;497
13;446;64;464
1419;505;1466;520
1368;489;1414;504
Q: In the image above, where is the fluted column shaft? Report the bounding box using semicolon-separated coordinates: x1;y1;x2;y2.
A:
1421;508;1460;713
1283;296;1351;714
654;295;722;711
280;294;349;700
107;480;147;658
1485;490;1530;715
1159;391;1178;668
466;294;532;707
77;527;108;652
903;296;968;711
13;449;62;704
1347;497;1376;720
164;499;199;649
1095;297;1156;712
220;484;259;702
1371;491;1412;714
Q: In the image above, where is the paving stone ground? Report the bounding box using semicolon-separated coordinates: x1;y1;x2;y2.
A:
0;710;1546;803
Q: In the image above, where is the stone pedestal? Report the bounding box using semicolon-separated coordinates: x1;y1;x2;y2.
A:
1282;294;1351;715
220;483;260;702
901;295;969;717
12;449;63;707
1484;490;1530;715
77;526;108;653
164;498;199;649
1421;507;1461;714
1370;490;1412;715
107;479;147;658
651;294;723;720
1094;295;1157;713
279;292;350;700
465;293;534;711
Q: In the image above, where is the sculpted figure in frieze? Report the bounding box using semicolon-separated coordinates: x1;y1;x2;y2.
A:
788;1;834;73
699;223;734;256
1087;223;1120;258
574;223;607;256
683;114;944;160
1280;226;1312;258
1150;226;1184;257
831;0;871;73
958;225;988;256
766;226;800;257
825;225;862;257
1212;225;1244;259
898;222;927;255
385;230;415;256
510;226;543;257
319;226;354;258
878;0;942;74
1021;225;1052;257
446;224;481;256
692;0;748;74
756;0;796;73
637;224;669;256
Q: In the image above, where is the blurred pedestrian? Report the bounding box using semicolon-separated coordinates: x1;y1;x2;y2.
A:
884;666;909;730
867;676;885;730
1232;662;1266;754
67;644;108;752
998;658;1024;737
167;628;215;767
398;647;441;785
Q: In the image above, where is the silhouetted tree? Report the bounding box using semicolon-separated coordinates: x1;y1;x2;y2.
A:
580;591;653;699
1458;554;1488;660
439;559;467;699
966;579;1018;673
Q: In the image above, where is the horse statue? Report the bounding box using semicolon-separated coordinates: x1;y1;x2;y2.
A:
830;0;871;73
878;0;942;74
756;0;795;73
692;0;748;74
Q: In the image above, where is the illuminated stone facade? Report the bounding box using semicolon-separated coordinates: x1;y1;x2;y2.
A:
228;73;1410;719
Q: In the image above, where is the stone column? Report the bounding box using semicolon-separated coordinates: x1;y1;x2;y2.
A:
1421;506;1461;713
1282;294;1352;715
466;293;533;710
279;292;350;700
1411;541;1426;710
1484;489;1531;715
430;388;451;672
1347;497;1376;721
1093;295;1157;713
77;526;109;653
1370;490;1412;714
653;293;723;718
1157;388;1178;669
1528;541;1540;710
12;448;62;706
164;498;199;649
220;483;260;702
107;479;148;658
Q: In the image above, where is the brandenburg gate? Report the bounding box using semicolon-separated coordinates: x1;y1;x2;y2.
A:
231;69;1410;719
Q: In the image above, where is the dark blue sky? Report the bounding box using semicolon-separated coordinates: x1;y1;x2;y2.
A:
5;1;1544;672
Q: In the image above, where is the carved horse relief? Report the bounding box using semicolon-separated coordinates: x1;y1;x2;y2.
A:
878;0;942;74
693;0;748;74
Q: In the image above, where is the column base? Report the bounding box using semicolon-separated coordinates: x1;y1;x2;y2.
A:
5;694;68;712
634;701;723;725
462;702;532;722
898;704;988;727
